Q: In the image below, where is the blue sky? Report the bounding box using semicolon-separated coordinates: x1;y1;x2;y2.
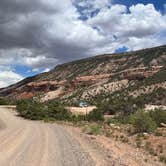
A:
12;65;40;77
0;0;166;87
76;0;166;19
113;0;165;10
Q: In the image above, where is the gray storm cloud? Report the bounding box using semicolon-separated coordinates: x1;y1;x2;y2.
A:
0;0;165;69
0;0;91;67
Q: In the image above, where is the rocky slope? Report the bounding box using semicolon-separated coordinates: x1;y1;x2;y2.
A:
0;45;166;105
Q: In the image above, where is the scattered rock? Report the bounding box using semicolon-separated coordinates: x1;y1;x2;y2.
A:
160;123;166;128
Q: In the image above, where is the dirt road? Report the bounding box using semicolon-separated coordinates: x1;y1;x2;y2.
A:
1;108;162;166
0;108;96;166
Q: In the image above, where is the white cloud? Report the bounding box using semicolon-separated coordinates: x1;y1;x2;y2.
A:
75;0;111;10
93;0;111;9
0;1;166;87
42;68;50;73
88;4;166;37
73;0;111;20
0;70;23;88
0;0;106;69
87;3;166;51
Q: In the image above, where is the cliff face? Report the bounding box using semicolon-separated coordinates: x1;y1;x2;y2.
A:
0;45;166;104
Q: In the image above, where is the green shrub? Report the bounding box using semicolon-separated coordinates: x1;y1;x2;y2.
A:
149;109;166;127
16;100;71;121
47;103;71;121
129;110;157;133
83;124;102;135
70;114;86;123
16;99;33;117
16;100;104;122
107;116;129;125
159;155;166;163
86;109;104;122
0;98;9;105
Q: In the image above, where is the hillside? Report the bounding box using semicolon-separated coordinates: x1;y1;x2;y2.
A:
0;45;166;106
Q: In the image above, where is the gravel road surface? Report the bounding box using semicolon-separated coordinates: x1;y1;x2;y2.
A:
0;108;95;166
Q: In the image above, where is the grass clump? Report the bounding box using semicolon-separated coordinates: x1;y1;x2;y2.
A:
83;124;102;135
159;155;166;163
